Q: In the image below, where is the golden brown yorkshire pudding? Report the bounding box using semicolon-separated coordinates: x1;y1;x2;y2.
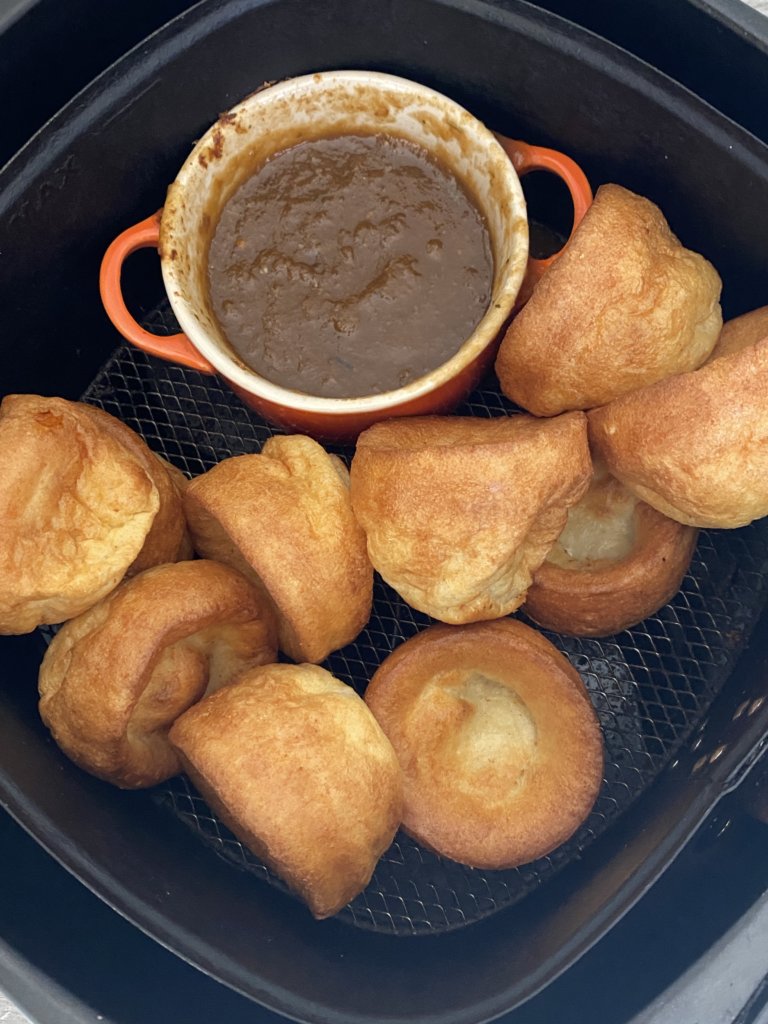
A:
38;560;277;789
0;395;161;634
76;404;192;571
184;435;372;663
707;305;768;361
169;663;403;919
495;184;722;416
364;619;603;869
349;413;591;624
589;334;768;529
523;464;698;636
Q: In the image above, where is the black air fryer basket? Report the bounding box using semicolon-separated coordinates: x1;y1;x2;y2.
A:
1;1;768;1022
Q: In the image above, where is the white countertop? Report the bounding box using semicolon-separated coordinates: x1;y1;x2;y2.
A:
0;1002;28;1023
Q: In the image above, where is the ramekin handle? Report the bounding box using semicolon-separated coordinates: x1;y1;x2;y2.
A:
99;211;215;375
497;135;593;292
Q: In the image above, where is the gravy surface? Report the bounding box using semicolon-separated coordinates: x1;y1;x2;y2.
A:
208;134;492;398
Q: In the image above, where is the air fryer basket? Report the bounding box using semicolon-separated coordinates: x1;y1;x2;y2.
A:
84;307;768;938
2;0;768;1021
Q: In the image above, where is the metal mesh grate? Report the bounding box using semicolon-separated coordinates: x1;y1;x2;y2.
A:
80;309;768;936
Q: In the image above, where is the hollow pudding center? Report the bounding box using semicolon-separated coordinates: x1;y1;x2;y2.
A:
422;669;538;793
547;473;637;567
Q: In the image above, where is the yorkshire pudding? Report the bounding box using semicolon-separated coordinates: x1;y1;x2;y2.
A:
349;413;591;623
169;663;403;919
38;560;277;789
524;464;698;636
364;619;603;869
183;435;372;663
77;403;192;571
589;329;768;529
495;184;722;416
0;395;161;633
707;304;768;361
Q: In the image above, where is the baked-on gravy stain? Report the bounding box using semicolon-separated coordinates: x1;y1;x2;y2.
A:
207;134;493;398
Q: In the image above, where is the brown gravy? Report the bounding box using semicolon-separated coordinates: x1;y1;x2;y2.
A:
207;134;493;398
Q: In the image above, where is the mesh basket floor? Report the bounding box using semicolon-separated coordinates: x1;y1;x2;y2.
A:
81;320;768;937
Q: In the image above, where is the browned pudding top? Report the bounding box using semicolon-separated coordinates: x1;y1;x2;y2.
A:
207;134;493;399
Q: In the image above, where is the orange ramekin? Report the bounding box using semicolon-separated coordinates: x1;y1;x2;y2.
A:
100;71;591;441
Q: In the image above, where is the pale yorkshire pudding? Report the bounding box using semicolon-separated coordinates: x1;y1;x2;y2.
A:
524;464;698;636
364;619;603;869
169;663;403;919
0;395;160;633
495;183;722;416
183;435;373;663
349;413;591;624
38;560;277;789
589;333;768;529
